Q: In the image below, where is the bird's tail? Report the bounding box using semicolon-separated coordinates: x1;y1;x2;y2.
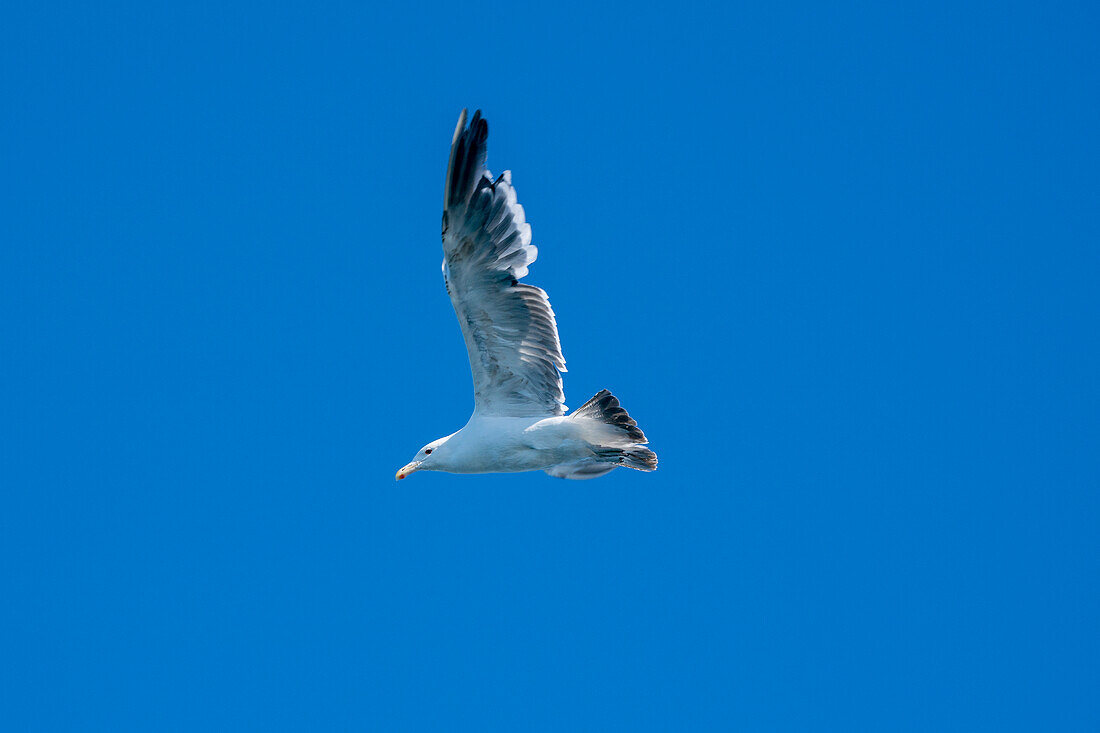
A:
570;390;657;472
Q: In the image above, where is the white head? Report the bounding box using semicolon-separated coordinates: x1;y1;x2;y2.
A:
395;435;452;480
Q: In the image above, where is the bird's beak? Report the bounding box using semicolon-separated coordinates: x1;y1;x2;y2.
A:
395;461;421;480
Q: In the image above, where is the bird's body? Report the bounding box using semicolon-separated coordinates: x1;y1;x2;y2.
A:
396;110;656;481
420;416;598;475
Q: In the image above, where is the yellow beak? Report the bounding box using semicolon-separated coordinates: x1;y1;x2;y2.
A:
395;461;421;480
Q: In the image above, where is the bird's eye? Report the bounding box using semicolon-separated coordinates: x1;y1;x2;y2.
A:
425;448;432;454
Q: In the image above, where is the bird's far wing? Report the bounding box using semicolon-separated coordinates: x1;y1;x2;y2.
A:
440;109;566;417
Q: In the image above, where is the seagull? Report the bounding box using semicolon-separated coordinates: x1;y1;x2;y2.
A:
396;110;657;481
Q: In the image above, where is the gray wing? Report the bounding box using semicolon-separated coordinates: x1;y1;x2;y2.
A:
441;109;567;417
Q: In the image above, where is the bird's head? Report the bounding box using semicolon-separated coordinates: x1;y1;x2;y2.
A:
396;435;451;480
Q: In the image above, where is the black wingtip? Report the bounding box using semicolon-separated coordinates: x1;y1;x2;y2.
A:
471;109;488;142
444;108;490;210
570;389;649;444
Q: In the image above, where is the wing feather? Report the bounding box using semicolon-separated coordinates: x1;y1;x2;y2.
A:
441;110;566;416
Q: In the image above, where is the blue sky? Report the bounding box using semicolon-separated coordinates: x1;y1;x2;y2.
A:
2;1;1098;730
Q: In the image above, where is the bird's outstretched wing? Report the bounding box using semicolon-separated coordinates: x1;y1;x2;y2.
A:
441;109;566;417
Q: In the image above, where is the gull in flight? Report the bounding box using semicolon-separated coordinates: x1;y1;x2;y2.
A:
396;110;657;481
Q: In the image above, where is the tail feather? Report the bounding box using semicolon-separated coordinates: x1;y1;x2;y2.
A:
620;445;658;472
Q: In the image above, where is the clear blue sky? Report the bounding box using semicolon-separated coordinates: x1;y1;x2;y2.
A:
2;1;1098;730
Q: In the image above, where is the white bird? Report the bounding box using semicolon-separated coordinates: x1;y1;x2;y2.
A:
396;110;657;481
